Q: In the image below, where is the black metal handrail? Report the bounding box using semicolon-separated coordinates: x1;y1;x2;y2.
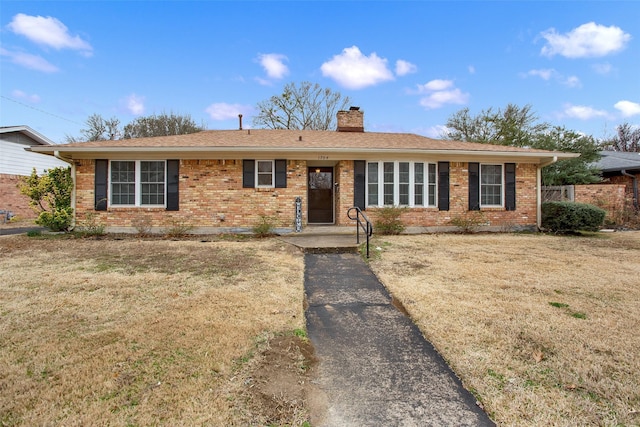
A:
347;207;373;258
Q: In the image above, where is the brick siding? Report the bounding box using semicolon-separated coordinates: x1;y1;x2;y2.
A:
575;183;628;224
74;159;540;232
0;174;36;219
362;163;538;229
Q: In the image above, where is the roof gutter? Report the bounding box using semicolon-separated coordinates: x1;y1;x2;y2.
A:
621;169;639;211
31;146;577;161
537;155;559;230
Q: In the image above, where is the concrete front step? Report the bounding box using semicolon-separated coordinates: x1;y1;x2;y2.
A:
277;234;361;254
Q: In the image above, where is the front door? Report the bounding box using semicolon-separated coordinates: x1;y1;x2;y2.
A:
308;167;334;224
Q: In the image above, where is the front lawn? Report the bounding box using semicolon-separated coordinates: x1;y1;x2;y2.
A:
369;231;640;426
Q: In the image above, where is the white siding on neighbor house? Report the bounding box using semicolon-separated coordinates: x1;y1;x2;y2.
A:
0;139;69;176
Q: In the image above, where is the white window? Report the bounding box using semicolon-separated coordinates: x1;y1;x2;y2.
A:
256;160;274;188
367;162;379;206
480;164;503;207
366;161;437;207
110;160;166;206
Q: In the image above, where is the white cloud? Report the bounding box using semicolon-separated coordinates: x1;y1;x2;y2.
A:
257;53;289;80
468;65;476;74
124;94;145;115
320;46;394;90
540;22;631;58
592;62;613;75
395;59;417;76
563;75;581;88
419;79;453;92
0;47;58;72
7;13;93;56
520;69;581;88
11;89;41;103
414;79;469;110
205;102;252;121
614;100;640;117
524;68;557;80
562;104;609;120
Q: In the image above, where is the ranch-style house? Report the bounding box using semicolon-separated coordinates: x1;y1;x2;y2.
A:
30;107;577;233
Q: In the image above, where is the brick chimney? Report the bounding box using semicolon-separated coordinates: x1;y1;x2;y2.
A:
337;106;364;132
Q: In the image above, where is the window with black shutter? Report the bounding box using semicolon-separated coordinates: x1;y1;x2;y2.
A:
505;163;516;211
95;159;108;211
437;161;450;211
468;162;480;210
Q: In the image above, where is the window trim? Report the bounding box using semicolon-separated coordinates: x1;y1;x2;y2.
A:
255;160;275;188
109;160;167;208
366;161;438;207
479;163;504;208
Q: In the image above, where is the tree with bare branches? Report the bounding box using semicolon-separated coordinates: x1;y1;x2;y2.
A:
252;82;351;130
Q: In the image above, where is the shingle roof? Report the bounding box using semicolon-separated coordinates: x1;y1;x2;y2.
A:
37;129;565;152
29;129;578;164
595;151;640;173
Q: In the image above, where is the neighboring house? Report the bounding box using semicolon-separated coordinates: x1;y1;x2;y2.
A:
0;126;70;219
29;108;576;233
593;151;640;211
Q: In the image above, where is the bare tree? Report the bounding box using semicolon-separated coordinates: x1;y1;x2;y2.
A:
603;123;640;152
253;82;351;130
65;114;121;142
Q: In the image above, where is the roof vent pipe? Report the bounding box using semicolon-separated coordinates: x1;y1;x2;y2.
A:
238;114;243;130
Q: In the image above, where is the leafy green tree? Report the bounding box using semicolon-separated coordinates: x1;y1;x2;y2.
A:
19;167;74;231
253;81;351;130
123;112;204;139
444;104;601;185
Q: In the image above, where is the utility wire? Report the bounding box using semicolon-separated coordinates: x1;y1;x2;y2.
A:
1;95;83;126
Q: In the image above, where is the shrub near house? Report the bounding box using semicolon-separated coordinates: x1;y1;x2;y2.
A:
541;201;606;233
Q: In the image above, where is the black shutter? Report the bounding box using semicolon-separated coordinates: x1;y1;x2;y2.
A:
95;159;108;211
437;161;449;211
166;159;179;211
275;159;287;188
354;160;366;210
505;163;516;211
468;162;480;211
243;160;255;188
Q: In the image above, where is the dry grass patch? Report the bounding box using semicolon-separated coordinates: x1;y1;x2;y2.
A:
0;235;311;426
369;231;640;426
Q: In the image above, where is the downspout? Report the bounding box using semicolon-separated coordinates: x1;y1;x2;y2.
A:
621;170;639;211
537;156;558;230
54;151;76;230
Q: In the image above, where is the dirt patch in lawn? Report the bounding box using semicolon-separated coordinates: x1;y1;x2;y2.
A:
0;234;319;426
369;231;640;426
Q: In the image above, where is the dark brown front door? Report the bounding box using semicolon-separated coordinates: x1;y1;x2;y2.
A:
308;167;334;223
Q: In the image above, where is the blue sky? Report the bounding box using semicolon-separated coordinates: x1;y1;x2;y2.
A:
1;1;639;144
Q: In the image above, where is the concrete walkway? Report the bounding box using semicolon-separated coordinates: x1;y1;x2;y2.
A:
295;241;495;425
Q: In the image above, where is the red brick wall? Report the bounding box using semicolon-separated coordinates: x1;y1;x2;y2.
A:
73;159;540;232
362;163;539;229
0;174;36;219
75;159;308;231
575;184;627;224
